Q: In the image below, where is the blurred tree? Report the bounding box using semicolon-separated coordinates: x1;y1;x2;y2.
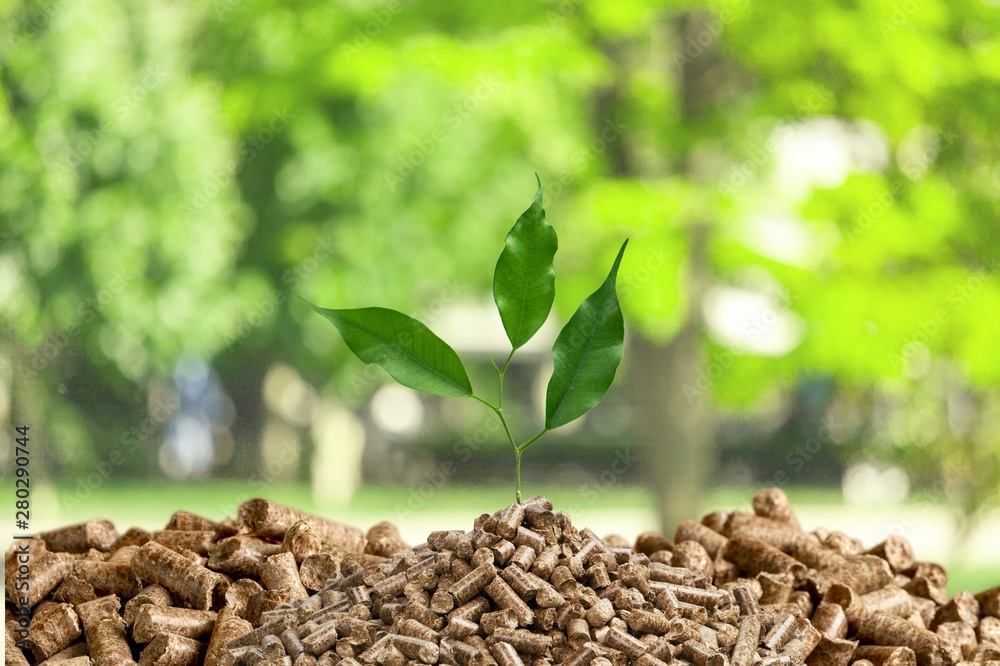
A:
2;0;998;536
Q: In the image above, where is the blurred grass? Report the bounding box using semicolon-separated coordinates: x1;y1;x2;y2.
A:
5;479;997;594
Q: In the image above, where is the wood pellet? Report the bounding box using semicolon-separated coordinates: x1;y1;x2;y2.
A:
6;487;999;666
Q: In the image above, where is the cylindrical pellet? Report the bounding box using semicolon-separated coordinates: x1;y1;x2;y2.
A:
131;541;229;610
731;614;762;666
724;537;807;584
41;519;119;553
812;602;849;639
261;551;309;600
752;487;802;530
138;633;204;666
132;605;217;643
238;499;366;552
763;613;798;650
25;601;81;661
5;550;67;608
674;521;728;559
807;636;858;666
206;606;253;666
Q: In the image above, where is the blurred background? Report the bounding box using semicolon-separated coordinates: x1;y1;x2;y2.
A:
1;0;998;591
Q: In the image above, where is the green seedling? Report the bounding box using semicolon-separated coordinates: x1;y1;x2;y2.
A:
304;176;628;502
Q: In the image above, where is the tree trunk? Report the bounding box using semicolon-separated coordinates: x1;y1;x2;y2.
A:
630;224;714;534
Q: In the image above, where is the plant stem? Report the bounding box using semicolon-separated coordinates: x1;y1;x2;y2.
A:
515;448;522;503
470;394;517;451
497;349;515;412
517;428;549;453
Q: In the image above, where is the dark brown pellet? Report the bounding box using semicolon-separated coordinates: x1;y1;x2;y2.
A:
976;585;1000;619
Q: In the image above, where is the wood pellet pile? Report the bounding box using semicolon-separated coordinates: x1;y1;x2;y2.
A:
5;489;999;666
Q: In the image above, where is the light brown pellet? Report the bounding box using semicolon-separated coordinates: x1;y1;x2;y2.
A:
733;584;761;616
809;556;894;597
152;530;217;556
491;627;552;656
41;520;119;554
205;606;253;666
751;488;801;530
485;576;533;627
672;541;715;578
6;550;67;609
852;645;918;666
238;499;366;552
866;537;915;573
856;611;961;666
763;613;798;651
89;617;138;666
131;541;228;611
724;537;807;584
931;591;980;629
25;601;81;661
365;522;409;558
861;586;914;619
138;633;204;666
450;563;497;605
682;639;725;666
674;521;729;560
808;636;859;666
260;551;309;601
132;605;216;643
730;614;762;666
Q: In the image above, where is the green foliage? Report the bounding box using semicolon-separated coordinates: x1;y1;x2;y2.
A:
301;304;473;398
493;175;558;350
307;178;627;501
546;240;628;429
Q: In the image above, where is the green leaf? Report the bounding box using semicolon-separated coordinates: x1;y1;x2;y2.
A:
303;300;473;398
493;174;559;350
545;240;628;429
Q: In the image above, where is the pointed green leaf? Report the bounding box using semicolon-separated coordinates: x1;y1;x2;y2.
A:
303;300;473;398
493;175;559;350
545;240;628;429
